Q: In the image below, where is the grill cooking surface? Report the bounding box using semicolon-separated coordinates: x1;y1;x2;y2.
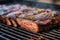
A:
0;23;60;40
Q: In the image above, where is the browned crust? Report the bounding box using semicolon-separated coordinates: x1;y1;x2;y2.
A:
1;16;6;23
5;17;12;26
10;19;17;27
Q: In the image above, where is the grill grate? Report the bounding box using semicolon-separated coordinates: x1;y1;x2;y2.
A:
0;23;60;40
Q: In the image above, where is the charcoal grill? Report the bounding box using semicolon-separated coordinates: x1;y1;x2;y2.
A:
0;0;60;40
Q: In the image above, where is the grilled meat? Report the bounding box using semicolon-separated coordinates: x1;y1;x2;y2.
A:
40;15;60;31
16;18;39;33
49;15;60;25
10;19;17;27
0;4;60;33
0;16;2;22
1;16;6;23
5;17;12;26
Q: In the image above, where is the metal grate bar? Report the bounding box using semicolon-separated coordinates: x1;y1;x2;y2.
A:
0;31;18;40
43;33;60;39
0;26;30;38
13;27;39;37
52;30;60;33
49;31;60;36
1;23;39;37
0;26;32;39
0;23;38;40
0;35;10;40
0;22;60;40
36;30;60;40
0;28;29;40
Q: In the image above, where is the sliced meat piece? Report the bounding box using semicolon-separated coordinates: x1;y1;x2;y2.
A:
16;18;40;33
10;19;17;27
5;17;11;26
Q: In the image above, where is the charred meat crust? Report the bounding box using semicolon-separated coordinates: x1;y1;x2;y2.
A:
1;16;6;23
5;17;12;26
10;19;17;27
